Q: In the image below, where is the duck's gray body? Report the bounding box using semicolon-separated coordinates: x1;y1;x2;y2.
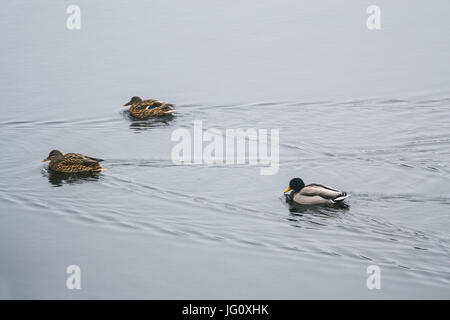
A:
289;183;348;205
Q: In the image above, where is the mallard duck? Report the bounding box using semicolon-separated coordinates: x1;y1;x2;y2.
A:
41;150;106;173
284;178;349;205
124;96;176;119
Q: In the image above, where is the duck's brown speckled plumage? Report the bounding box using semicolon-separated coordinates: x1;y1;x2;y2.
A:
42;150;105;173
124;96;176;119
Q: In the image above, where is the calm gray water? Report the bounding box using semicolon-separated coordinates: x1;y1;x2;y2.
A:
1;1;449;299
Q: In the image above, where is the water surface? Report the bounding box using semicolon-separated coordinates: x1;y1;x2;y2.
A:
1;1;449;299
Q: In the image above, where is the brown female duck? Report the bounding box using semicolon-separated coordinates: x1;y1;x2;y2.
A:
124;96;176;119
41;150;106;173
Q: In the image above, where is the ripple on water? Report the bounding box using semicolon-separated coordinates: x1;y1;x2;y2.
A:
1;98;450;287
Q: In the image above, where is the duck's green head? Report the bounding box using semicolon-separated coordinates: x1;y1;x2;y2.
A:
284;178;305;193
124;96;142;106
41;150;63;162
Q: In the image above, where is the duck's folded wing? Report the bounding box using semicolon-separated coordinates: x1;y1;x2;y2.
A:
293;193;331;205
160;103;175;109
143;99;172;108
154;101;175;110
80;155;104;166
300;184;342;199
140;99;158;109
149;103;176;115
85;156;104;163
64;153;102;166
63;153;84;162
308;183;341;192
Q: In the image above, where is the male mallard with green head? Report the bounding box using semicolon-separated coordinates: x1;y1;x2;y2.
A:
284;178;349;205
41;150;106;173
124;96;176;119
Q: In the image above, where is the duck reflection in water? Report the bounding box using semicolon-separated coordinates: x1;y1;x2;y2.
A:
285;199;350;231
286;197;350;214
122;110;175;132
45;169;100;187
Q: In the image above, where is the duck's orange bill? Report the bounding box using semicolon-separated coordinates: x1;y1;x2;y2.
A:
41;158;49;162
284;187;291;193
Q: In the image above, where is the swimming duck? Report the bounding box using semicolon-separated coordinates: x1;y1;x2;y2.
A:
284;178;349;205
124;96;176;119
41;150;106;173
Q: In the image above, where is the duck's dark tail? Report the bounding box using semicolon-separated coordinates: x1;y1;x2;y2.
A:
332;193;350;203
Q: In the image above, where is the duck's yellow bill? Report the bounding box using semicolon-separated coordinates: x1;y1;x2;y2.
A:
284;187;291;193
41;158;49;162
